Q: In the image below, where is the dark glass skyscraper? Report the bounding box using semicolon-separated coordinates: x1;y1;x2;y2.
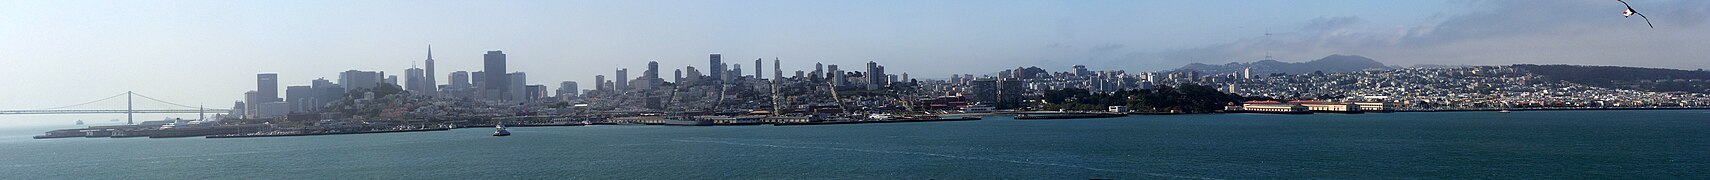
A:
709;53;722;83
483;50;508;101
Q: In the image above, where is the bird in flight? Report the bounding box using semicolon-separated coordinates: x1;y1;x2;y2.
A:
1617;0;1653;28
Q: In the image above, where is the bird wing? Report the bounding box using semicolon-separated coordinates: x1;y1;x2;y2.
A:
1619;0;1655;28
1636;11;1654;28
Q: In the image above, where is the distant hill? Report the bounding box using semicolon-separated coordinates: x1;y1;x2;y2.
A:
1513;64;1710;93
1171;55;1390;75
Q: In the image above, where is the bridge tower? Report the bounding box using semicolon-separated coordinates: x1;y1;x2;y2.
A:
127;91;133;125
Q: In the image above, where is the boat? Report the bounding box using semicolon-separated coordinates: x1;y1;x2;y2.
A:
962;103;996;113
1499;109;1511;113
492;124;511;136
75;120;84;126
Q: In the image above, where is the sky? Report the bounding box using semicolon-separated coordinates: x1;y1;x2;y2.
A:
2;0;1706;126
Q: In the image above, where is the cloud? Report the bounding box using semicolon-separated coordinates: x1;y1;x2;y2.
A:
1142;0;1710;70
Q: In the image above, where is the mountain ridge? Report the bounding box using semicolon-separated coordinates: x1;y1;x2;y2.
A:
1169;54;1391;76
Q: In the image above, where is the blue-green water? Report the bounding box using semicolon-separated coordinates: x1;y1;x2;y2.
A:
3;110;1707;179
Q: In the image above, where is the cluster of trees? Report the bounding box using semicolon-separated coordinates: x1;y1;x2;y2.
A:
1038;84;1246;113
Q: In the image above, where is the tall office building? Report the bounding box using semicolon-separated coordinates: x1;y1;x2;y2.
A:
257;73;281;103
833;69;846;87
755;58;763;78
708;53;722;83
722;63;733;81
674;69;683;83
524;85;545;100
615;68;629;92
405;67;426;93
1242;67;1252;79
556;81;578;97
310;78;343;109
471;71;485;89
243;91;258;118
483;50;508;101
424;45;436;93
340;69;381;90
509;72;527;101
732;64;742;79
813;63;824;80
602;80;614;94
285;86;313;112
594;75;606;91
684;66;701;83
828;65;842;86
449;71;470;89
646;61;660;79
866;61;884;90
1073;65;1090;77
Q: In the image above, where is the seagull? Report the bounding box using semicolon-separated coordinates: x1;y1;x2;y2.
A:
1618;0;1654;28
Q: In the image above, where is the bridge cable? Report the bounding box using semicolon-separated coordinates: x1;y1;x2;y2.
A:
31;92;130;110
129;92;209;110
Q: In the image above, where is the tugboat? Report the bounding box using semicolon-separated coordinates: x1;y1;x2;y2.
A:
492;124;511;136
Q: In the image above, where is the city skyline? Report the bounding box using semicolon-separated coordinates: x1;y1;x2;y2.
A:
4;0;1709;126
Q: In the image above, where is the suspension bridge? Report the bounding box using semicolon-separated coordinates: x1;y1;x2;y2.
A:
0;91;230;125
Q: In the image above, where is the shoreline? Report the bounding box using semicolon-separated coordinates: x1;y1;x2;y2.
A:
30;108;1710;139
1388;106;1710;112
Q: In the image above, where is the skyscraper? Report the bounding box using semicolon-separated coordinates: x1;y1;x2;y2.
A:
285;86;312;112
483;50;508;101
708;53;722;83
424;45;436;93
755;58;763;78
732;64;742;79
556;81;578;97
594;75;606;91
684;66;701;83
339;70;381;91
510;72;527;101
674;69;683;83
1242;67;1252;79
722;62;733;81
646;61;660;79
828;64;842;86
405;67;426;93
615;68;629;92
1073;65;1090;77
471;71;485;88
311;78;343;108
773;58;782;81
243;91;258;118
813;63;824;80
450;71;470;89
257;73;280;103
867;61;882;90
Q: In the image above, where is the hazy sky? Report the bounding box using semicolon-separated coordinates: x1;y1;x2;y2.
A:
2;0;1706;126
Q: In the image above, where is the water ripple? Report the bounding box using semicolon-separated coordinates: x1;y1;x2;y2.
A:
670;139;1219;180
